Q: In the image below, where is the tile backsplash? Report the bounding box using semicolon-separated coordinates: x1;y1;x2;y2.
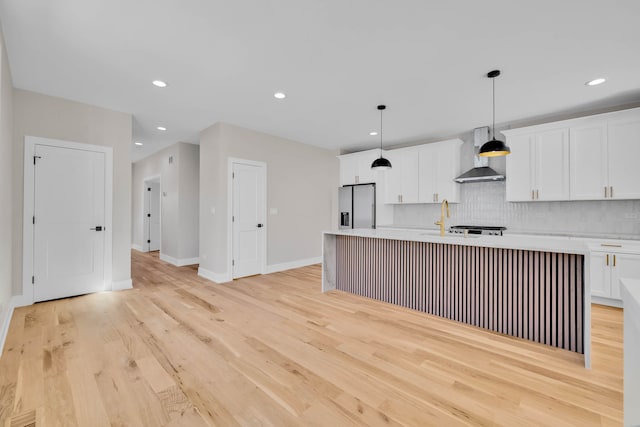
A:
393;181;640;239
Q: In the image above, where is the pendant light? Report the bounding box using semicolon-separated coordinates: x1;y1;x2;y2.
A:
479;70;511;157
371;105;392;170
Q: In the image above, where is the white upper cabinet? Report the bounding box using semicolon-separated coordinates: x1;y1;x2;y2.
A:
338;149;381;186
384;147;420;204
505;133;535;201
535;129;570;201
505;129;569;201
505;107;640;202
608;118;640;199
337;138;462;206
418;140;462;203
570;124;608;200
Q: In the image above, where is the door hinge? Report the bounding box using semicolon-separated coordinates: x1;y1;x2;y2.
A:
232;260;235;266
232;215;234;222
33;155;42;165
148;187;151;191
232;172;235;179
32;216;35;225
147;213;151;217
147;240;151;243
32;276;35;284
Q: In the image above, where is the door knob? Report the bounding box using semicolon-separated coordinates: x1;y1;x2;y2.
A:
90;226;103;231
257;224;264;228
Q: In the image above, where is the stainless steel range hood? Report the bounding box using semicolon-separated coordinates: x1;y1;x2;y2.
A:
454;127;505;183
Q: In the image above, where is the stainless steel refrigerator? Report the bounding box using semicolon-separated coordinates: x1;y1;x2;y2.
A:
339;183;376;229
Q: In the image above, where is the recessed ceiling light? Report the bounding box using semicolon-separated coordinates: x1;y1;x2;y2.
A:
586;78;606;86
274;92;286;99
157;126;167;131
152;80;168;88
369;131;378;136
134;142;143;146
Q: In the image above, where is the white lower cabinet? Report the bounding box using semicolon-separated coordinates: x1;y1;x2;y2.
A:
590;250;640;304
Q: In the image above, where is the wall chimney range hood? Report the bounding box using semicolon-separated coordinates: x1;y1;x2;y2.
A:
454;127;505;183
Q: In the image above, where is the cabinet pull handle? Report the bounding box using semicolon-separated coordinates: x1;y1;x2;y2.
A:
436;193;439;202
532;190;535;200
613;254;616;267
606;254;609;266
536;189;539;200
610;186;613;198
604;186;608;198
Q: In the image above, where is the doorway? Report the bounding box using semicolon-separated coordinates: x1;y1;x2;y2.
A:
230;158;266;279
23;136;113;303
143;178;161;252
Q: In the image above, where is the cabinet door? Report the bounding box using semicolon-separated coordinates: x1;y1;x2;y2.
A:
608;119;640;199
401;150;420;203
384;150;404;203
434;144;460;203
611;253;640;299
505;134;535;201
418;146;437;203
590;252;611;298
339;156;359;186
570;124;608;200
356;152;379;185
535;128;569;201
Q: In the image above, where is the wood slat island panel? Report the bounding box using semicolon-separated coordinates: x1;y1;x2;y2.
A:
335;236;584;353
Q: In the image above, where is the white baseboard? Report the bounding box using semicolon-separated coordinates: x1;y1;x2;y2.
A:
0;301;15;356
10;294;31;308
198;267;232;284
160;253;200;267
264;256;322;274
131;243;144;252
591;296;623;308
111;279;133;291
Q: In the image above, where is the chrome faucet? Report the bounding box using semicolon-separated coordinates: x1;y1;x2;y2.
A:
434;199;450;236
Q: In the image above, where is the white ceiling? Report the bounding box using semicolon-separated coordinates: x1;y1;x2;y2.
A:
1;0;639;162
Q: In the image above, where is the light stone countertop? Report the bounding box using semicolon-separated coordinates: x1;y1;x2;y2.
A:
621;278;640;427
326;228;591;255
622;279;640;329
376;225;640;254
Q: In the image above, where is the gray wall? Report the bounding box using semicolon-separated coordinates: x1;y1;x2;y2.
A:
178;143;200;259
393;129;640;239
12;89;133;294
0;22;13;319
131;142;200;261
199;122;339;276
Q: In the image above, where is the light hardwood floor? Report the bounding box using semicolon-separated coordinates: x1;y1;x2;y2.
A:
0;250;623;426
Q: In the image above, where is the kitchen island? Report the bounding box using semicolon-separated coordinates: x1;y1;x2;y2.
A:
622;278;640;426
322;228;592;367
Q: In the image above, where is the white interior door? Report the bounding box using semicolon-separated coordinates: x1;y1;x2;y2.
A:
33;144;106;302
144;181;161;251
232;162;265;279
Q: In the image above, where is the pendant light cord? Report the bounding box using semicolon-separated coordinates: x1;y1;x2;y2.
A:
492;77;496;140
379;108;383;158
